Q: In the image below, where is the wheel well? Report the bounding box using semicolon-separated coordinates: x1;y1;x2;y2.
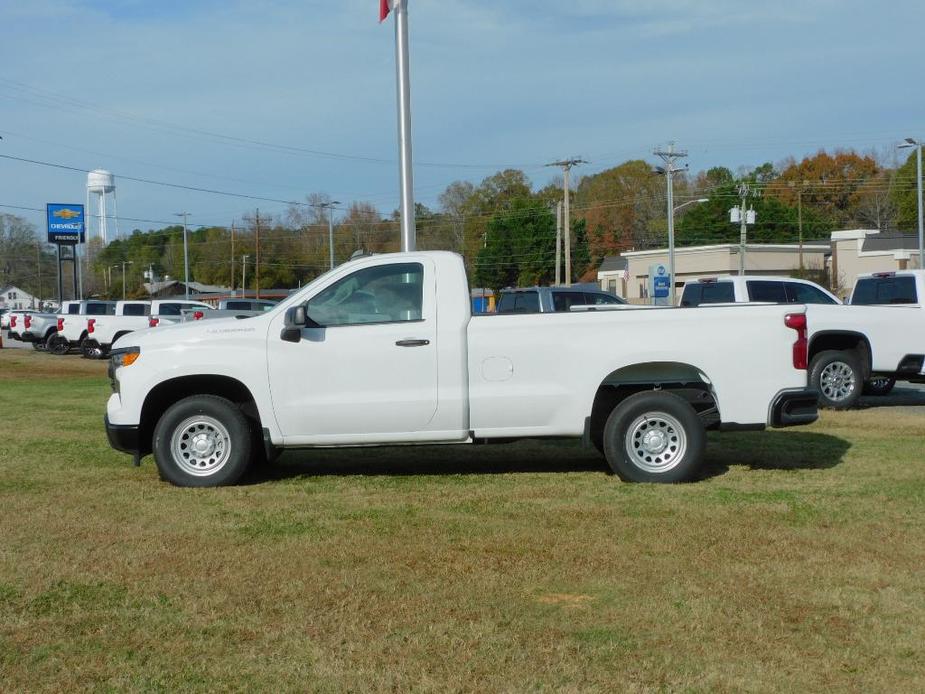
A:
112;331;130;344
138;375;259;456
808;332;871;376
44;327;57;339
589;362;719;447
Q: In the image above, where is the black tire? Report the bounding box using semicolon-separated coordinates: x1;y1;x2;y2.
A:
152;394;254;487
602;391;705;483
81;338;104;359
46;335;70;355
863;376;896;397
810;350;863;410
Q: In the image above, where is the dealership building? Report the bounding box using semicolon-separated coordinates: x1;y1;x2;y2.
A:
598;229;922;301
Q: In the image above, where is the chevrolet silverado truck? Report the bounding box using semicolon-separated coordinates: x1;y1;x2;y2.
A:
80;300;152;359
679;274;925;408
105;251;818;487
47;300;117;356
844;269;925;395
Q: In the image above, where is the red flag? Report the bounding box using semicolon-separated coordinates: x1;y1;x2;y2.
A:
379;0;391;22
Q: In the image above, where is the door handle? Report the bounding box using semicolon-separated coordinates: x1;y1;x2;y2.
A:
395;339;430;347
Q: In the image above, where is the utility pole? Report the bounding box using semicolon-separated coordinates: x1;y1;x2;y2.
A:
730;184;757;276
555;201;562;286
241;254;249;296
546;158;587;285
230;221;235;293
174;212;190;300
318;201;341;270
653;142;688;305
898;138;924;269
36;243;42;307
254;209;260;299
147;263;154;298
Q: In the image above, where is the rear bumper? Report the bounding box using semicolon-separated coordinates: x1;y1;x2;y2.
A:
770;388;819;428
104;414;141;456
20;331;39;342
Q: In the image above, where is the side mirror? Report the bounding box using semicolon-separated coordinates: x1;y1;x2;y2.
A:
280;305;320;343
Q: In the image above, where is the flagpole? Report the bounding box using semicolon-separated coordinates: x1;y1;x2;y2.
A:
393;0;416;252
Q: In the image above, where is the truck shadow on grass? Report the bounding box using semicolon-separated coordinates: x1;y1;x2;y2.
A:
697;430;851;480
256;431;850;483
857;385;925;410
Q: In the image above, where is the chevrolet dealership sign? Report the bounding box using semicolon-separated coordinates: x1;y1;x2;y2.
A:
46;203;86;244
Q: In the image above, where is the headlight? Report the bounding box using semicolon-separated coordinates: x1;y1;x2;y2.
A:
108;346;140;393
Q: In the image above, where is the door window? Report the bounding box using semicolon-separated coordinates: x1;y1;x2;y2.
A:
784;282;837;304
306;262;423;326
585;292;625;305
746;281;787;303
552;291;587;312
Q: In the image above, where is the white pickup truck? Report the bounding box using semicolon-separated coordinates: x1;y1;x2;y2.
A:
105;251;818;487
80;300;152;359
845;270;925;395
679;274;925;407
47;300;117;356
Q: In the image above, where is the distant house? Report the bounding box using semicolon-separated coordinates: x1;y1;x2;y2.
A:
143;280;232;298
596;256;629;297
0;285;39;310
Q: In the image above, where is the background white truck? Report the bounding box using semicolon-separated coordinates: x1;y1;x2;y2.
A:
80;300;152;359
680;274;925;407
47;300;117;356
105;251;817;487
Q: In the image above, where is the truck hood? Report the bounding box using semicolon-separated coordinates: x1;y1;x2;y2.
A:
112;315;269;352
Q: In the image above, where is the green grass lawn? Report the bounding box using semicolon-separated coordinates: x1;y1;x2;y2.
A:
1;349;924;691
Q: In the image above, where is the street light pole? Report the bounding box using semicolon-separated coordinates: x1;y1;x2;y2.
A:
654;142;689;305
669;198;709;302
174;212;190;300
899;138;924;269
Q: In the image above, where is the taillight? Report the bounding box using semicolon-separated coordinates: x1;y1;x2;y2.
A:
193;311;204;320
24;314;31;329
87;318;96;334
149;317;159;327
785;313;808;370
57;318;64;331
10;316;16;328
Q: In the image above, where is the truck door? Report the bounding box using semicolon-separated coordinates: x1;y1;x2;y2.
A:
266;260;438;439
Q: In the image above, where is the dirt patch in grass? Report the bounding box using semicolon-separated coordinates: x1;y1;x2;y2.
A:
1;359;925;691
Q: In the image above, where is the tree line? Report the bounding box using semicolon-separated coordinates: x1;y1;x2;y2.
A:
1;147;921;300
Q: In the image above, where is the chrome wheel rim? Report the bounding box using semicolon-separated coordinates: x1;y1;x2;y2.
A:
170;415;232;477
820;361;856;402
624;411;687;473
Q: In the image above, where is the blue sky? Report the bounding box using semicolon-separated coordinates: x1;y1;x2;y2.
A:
1;0;923;237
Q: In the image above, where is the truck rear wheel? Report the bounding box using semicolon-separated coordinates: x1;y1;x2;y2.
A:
863;376;896;397
46;335;69;355
81;339;104;359
810;350;862;409
152;395;253;487
602;391;705;483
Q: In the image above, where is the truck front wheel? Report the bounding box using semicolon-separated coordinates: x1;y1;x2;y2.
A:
152;395;253;487
810;350;862;409
602;391;705;483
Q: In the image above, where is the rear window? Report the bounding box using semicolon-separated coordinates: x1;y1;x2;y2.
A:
86;303;115;315
680;282;735;307
121;303;150;316
157;303;183;316
224;301;252;310
851;276;918;305
747;281;787;303
68;304;80;314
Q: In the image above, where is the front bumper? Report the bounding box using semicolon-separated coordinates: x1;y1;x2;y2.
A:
105;414;142;456
770;389;819;427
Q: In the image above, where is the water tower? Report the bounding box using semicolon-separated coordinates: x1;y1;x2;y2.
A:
86;169;119;245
